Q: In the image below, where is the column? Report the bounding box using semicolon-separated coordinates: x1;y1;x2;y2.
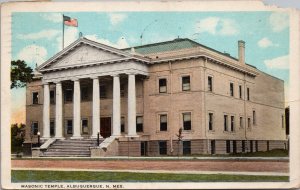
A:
55;82;64;139
71;78;82;139
112;74;121;136
91;77;101;138
42;82;50;139
127;74;138;137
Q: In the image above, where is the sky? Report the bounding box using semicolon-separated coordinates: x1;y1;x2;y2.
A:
11;11;290;124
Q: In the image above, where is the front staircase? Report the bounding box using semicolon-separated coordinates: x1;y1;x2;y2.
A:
41;139;101;157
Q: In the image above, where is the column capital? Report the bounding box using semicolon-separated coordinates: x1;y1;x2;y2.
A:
110;73;119;77
42;81;49;85
90;76;99;80
53;80;62;84
71;77;80;82
126;71;138;75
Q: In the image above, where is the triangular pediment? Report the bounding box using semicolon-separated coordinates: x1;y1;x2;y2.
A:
38;38;138;71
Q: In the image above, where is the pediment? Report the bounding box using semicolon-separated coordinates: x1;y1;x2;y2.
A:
44;43;125;70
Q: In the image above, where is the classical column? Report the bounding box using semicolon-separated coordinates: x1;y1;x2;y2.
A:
112;74;121;136
42;82;50;139
55;82;64;139
71;78;82;139
91;77;101;138
127;74;138;137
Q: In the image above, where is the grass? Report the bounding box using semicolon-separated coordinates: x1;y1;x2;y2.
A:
11;170;288;182
227;149;289;157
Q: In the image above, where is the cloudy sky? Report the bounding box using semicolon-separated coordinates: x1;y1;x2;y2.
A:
11;11;289;124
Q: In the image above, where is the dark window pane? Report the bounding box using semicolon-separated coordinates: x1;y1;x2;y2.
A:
224;115;228;131
230;83;234;96
67;120;73;134
183;141;191;155
32;92;39;104
242;140;245;152
32;122;38;135
159;78;167;93
82;119;88;134
65;89;73;102
208;76;213;92
253;110;256;125
182;76;190;91
50;90;55;104
231;116;234;131
183;113;191;130
160;115;167;131
247;88;250;100
81;87;89;101
136;116;143;132
50;121;55;136
226;140;231;153
100;85;106;98
239;85;242;99
121;117;125;133
209;113;213;130
159;141;167;155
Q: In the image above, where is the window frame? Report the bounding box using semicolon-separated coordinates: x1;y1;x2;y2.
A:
159;114;168;131
239;85;242;99
182;141;191;155
224;115;228;131
159;78;167;93
240;116;244;128
65;88;73;102
81;118;88;135
67;119;73;135
136;116;143;132
159;141;167;155
253;110;256;126
208;76;213;92
50;120;55;137
182;112;192;131
230;116;235;132
100;85;107;99
248;117;251;129
31;121;39;135
32;92;39;105
247;87;250;101
121;116;125;133
181;75;191;91
81;86;89;101
208;112;213;131
230;82;234;97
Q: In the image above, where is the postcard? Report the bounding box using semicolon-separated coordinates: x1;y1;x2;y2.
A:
1;0;300;189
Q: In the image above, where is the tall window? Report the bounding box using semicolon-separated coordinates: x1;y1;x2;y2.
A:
282;115;285;129
240;117;243;128
50;90;55;104
247;88;250;100
208;76;213;92
160;115;168;131
159;78;167;93
183;112;191;130
239;85;242;99
208;113;213;130
226;140;231;153
121;117;125;133
50;120;55;136
159;141;167;155
67;120;73;134
230;83;234;97
182;76;190;91
100;85;106;98
81;87;89;101
230;116;235;131
183;141;191;155
224;115;228;131
136;116;143;132
31;122;39;135
120;84;125;97
65;89;73;102
253;110;256;125
32;92;39;104
248;118;251;128
81;119;88;134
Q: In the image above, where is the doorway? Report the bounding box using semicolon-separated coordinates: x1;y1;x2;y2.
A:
100;117;111;138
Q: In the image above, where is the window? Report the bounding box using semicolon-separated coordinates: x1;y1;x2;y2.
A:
67;120;73;134
255;141;258;152
50;120;55;136
250;140;253;152
50;90;55;104
183;141;191;155
182;76;190;91
208;113;213;130
242;140;246;152
159;141;167;155
136;116;143;132
231;116;235;131
224;115;228;131
240;117;243;128
81;119;88;134
32;92;39;104
81;87;89;101
121;117;125;133
282;115;285;129
226;140;231;153
100;85;106;98
208;76;213;92
233;140;237;154
120;84;125;97
159;78;167;93
160;115;168;131
248;118;251;128
65;89;73;102
247;88;250;100
31;122;39;135
253;110;256;125
183;112;191;130
239;85;242;99
230;83;234;97
211;140;216;155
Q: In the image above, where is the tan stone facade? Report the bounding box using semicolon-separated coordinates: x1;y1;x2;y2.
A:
25;38;287;156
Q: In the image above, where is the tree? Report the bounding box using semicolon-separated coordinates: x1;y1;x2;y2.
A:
11;60;33;89
11;123;26;153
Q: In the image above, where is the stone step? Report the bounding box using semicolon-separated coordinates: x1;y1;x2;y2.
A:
48;146;93;150
47;149;90;153
55;141;98;144
43;151;90;156
40;154;90;157
50;144;94;148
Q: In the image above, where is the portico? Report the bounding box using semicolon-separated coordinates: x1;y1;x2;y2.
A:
38;37;149;140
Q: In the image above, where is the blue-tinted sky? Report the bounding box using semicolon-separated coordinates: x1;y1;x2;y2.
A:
11;11;290;123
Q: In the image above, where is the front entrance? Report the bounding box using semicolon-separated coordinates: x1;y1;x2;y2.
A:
100;117;111;138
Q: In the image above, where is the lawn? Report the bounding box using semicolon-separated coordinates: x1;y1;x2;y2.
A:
12;170;288;182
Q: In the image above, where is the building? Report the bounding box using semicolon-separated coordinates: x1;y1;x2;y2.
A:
25;37;287;157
